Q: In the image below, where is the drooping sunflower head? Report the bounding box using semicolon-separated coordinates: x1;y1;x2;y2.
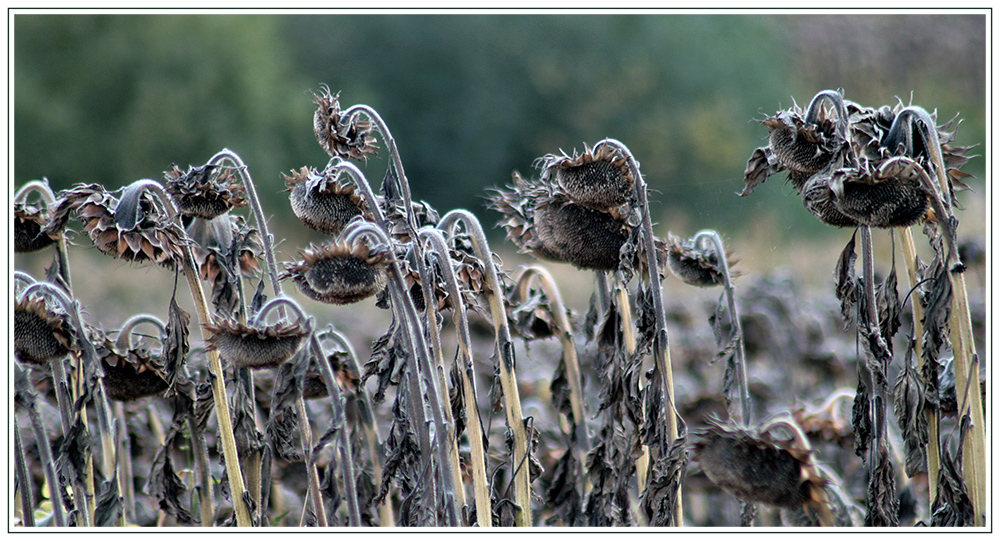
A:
205;318;309;370
14;294;76;366
14;200;57;253
46;183;187;267
163;163;248;220
537;143;633;212
692;416;832;523
488;172;631;271
283;238;391;305
665;233;737;288
285;166;370;235
93;331;169;401
312;86;379;161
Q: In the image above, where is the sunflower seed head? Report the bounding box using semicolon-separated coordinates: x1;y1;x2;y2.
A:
284;240;391;305
285;166;370;235
538;143;633;212
665;233;736;288
312;86;379;161
693;417;830;516
14;295;76;366
205;318;309;370
93;332;169;401
14;201;57;253
163;163;248;220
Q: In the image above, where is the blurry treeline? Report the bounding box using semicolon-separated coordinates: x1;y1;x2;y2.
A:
13;12;986;241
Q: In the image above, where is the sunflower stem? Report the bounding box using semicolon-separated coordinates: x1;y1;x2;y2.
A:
889;107;984;524
440;209;533;527
594;138;683;526
254;296;362;526
422;228;494;527
515;265;590;494
692;229;752;425
320;328;395;526
15;179;74;291
13;363;68;527
129;178;254;526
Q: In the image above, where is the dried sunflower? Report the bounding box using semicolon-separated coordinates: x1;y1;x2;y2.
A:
186;214;263;294
488;172;631;271
14;199;57;253
92;331;169;402
163;163;247;220
692;416;834;526
14;294;77;366
44;182;187;267
664;232;738;288
285;166;370;235
742;91;852;198
312;85;379;161
536;143;633;213
205;318;309;370
283;239;391;305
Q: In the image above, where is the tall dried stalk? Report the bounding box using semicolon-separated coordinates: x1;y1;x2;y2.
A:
593;138;683;525
420;227;492;526
439;209;533;527
13;363;68;527
125;179;252;526
513;264;590;493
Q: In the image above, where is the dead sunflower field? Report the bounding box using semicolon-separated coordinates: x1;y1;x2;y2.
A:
12;87;988;529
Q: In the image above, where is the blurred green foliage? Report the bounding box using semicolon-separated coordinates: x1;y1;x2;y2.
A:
14;12;986;243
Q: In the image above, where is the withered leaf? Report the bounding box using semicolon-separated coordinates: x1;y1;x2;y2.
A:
864;442;899;526
145;427;194;524
834;231;858;330
893;341;928;477
852;377;873;459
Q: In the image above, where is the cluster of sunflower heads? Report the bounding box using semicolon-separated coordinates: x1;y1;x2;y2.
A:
693;416;835;526
312;85;379;161
742;89;975;229
488;143;638;271
44;183;188;267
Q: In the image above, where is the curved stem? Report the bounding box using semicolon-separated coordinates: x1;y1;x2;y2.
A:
318;328;395;526
16;180;74;291
692;230;751;425
115;314;167;352
421;228;493;526
128;178;253;526
207;149;284;300
439;209;533;527
593;138;682;524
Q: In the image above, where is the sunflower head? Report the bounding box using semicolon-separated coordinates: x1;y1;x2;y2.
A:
488;172;630;271
284;239;391;305
762;110;841;175
537;143;633;212
163;163;248;220
693;417;831;520
665;233;736;288
312;86;379;161
47;183;187;267
14;295;76;366
828;165;930;229
14;200;57;253
205;318;309;370
93;332;169;401
285;166;370;235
